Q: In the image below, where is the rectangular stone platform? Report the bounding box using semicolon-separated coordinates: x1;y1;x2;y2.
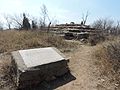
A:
11;47;69;88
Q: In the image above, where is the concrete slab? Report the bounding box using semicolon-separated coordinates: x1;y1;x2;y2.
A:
19;47;64;68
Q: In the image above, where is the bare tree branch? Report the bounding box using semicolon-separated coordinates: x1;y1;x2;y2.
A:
92;18;117;35
82;11;89;25
40;4;48;27
10;14;23;29
3;14;12;30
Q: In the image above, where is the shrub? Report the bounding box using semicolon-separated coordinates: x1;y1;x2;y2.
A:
88;34;105;46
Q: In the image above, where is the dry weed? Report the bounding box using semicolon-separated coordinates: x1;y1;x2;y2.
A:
93;37;120;89
0;30;78;53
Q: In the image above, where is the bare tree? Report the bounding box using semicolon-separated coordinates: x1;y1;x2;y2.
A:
116;21;120;29
92;19;103;29
39;4;58;32
10;13;30;30
40;4;48;28
39;17;44;29
92;18;114;29
3;14;12;30
92;18;115;34
81;11;89;25
115;21;120;35
50;19;59;26
10;14;23;29
0;22;3;30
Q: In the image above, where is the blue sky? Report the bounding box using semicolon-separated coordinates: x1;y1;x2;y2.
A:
0;0;120;24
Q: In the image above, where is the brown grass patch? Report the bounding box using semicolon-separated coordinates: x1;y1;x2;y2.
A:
0;30;78;53
0;53;15;89
93;37;120;89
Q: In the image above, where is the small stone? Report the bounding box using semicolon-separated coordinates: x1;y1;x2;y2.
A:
115;83;119;86
101;79;105;82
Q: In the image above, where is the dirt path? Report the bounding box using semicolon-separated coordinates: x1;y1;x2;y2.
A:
56;45;100;90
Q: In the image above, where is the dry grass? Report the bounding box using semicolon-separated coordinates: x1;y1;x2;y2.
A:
88;34;105;46
93;36;120;89
0;53;15;89
0;30;78;53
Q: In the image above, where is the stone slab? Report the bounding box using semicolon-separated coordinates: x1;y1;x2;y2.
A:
12;47;65;69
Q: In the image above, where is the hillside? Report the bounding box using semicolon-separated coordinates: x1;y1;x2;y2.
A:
0;30;119;90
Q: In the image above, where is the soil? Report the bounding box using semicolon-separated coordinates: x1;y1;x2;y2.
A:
56;45;100;90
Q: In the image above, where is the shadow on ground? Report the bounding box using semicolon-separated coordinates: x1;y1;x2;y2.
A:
19;72;76;90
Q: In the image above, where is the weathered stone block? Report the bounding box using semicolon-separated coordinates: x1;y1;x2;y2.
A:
11;47;69;88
